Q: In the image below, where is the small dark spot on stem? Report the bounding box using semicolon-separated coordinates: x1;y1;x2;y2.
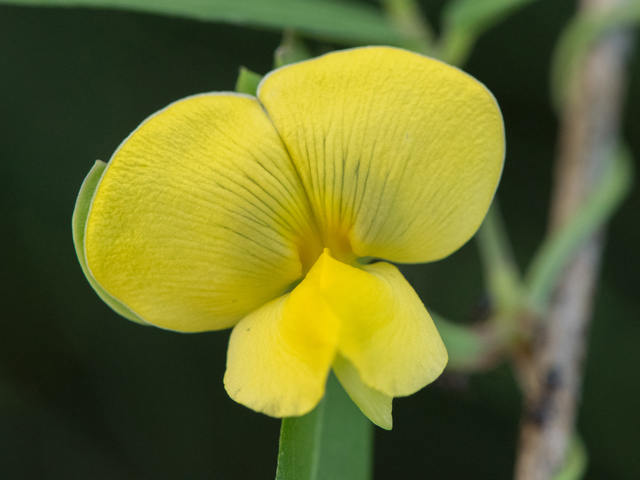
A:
525;367;563;427
525;400;550;426
546;367;562;390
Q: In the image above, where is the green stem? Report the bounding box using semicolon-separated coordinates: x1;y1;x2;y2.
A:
437;28;474;66
525;145;633;312
475;201;524;315
274;30;312;69
381;0;433;54
275;373;373;480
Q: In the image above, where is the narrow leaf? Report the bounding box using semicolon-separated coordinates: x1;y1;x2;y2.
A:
316;373;373;480
0;0;403;45
275;373;372;480
443;0;537;31
276;399;325;480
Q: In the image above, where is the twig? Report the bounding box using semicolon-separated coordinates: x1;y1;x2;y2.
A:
514;0;634;479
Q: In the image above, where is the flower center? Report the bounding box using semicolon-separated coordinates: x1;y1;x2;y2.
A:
297;225;357;276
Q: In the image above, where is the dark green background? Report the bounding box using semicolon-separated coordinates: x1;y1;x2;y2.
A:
1;1;638;478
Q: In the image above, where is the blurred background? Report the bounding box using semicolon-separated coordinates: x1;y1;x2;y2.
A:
1;0;638;478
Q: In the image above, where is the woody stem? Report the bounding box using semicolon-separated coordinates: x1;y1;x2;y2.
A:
513;0;634;478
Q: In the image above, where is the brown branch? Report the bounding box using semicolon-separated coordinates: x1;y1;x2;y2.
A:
514;0;634;479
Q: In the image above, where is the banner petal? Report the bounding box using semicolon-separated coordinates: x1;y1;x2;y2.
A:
259;47;504;263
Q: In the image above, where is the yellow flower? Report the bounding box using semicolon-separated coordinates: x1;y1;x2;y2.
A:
73;47;504;430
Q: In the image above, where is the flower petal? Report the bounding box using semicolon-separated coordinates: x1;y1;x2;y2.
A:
308;251;447;396
333;353;392;430
225;249;444;417
258;46;505;263
224;260;341;417
85;93;321;332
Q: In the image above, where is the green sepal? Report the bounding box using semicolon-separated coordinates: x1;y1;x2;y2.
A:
72;160;149;325
235;67;263;96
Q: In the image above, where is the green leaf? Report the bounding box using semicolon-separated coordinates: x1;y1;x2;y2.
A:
525;145;634;311
275;399;325;480
551;2;640;110
275;373;372;480
0;0;403;45
443;0;536;31
439;0;537;65
235;67;262;96
72;160;149;325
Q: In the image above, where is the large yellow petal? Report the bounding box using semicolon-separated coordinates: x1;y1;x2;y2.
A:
224;256;341;417
85;93;322;332
258;46;505;263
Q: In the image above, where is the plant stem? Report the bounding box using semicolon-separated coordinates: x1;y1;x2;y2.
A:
381;0;433;54
514;0;634;478
476;202;524;315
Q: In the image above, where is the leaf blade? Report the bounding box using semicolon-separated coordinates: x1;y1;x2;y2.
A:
0;0;403;45
275;373;372;480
